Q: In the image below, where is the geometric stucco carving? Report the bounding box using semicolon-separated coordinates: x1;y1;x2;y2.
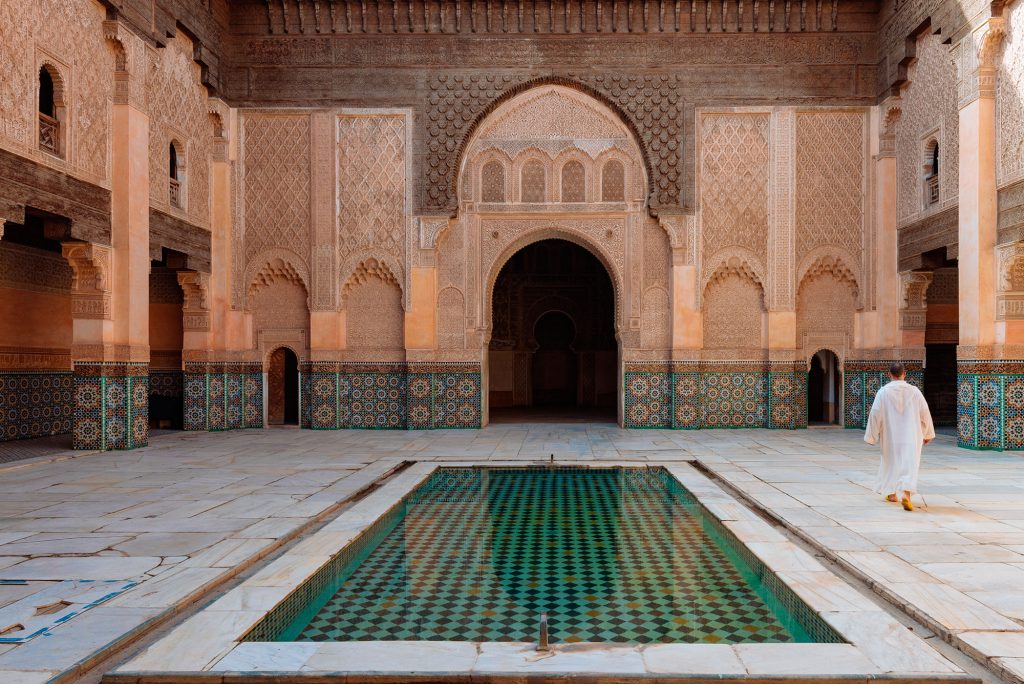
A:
997;241;1024;320
177;270;211;332
61;241;112;320
899;270;933;331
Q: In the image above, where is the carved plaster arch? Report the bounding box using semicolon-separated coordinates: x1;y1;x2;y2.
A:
474;149;514;202
341;255;404;303
245;251;310;306
456;83;649;210
265;343;302;366
339;251;406;308
796;249;861;300
806;345;846;370
701;248;768;302
484;231;624;344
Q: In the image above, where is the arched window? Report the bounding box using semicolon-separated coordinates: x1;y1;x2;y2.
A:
601;160;625;202
560;160;586;202
38;65;64;157
924;139;939;207
481;160;505;202
520;160;546;203
169;141;184;209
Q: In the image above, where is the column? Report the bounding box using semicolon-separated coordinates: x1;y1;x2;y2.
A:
956;19;1012;449
67;23;150;450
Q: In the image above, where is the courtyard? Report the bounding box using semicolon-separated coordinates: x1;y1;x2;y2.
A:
0;426;1017;682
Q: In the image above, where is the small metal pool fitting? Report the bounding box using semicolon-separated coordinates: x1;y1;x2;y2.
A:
537;612;550;651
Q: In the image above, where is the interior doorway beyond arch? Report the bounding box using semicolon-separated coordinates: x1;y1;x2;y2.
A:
268;347;298;426
808;350;841;426
488;239;616;423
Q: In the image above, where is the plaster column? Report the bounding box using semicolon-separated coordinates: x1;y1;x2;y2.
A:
875;101;903;350
66;24;150;450
405;266;438;351
955;19;1015;449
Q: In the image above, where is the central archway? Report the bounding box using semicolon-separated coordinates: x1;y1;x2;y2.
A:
488;239;617;423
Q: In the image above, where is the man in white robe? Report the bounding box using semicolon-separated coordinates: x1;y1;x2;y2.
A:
864;362;935;511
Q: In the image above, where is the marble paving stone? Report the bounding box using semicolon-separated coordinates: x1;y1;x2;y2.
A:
474;642;646;674
303;641;479;672
776;571;876;612
0;670;60;684
642;644;745;674
886;582;1021;631
113;532;224;557
821;612;959;673
744;541;826;572
918;562;1024;592
210;643;319;671
118;610;264;672
733;643;880;675
1;556;161;580
110;566;222;608
959;631;1024;658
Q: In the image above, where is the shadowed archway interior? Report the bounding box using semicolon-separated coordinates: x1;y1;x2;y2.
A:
489;239;616;421
808;350;841;426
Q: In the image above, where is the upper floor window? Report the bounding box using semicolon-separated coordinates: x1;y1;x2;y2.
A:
38;65;64;158
481;160;505;202
601;160;625;202
169;141;184;209
924;139;939;208
521;160;546;203
561;160;585;202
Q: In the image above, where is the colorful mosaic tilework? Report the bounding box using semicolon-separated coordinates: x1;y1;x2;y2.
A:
843;361;924;430
624;362;808;430
956;360;1024;451
250;467;842;645
72;363;148;450
300;363;482;430
183;362;263;433
0;372;72;442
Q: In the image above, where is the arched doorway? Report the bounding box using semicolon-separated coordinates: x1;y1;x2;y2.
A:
489;239;616;422
268;347;298;425
808;350;841;425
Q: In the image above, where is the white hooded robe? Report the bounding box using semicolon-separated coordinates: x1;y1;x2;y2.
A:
864;380;935;495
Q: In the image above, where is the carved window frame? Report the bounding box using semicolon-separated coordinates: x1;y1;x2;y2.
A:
515;152;551;203
921;132;940;211
36;58;69;160
555;152;589;203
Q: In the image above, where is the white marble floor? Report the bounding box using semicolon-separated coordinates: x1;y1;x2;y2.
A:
0;425;1018;682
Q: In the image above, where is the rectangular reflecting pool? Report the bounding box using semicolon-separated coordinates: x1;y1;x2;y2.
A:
245;467;842;645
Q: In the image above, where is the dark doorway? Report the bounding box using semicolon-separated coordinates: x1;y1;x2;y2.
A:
489;239;616;422
923;264;958;428
268;347;299;425
808;350;841;425
531;311;578;406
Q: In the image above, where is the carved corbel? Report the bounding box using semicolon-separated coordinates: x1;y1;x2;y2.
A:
208;98;230;162
898;270;933;331
177;271;211;331
879;98;902;157
61;242;112;320
996;242;1024;320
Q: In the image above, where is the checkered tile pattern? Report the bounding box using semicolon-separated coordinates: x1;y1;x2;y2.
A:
282;468;835;645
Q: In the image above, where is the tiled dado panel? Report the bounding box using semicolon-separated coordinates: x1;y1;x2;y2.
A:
0;372;73;441
957;360;1024;451
843;361;924;430
183;363;263;432
73;363;148;450
625;362;808;430
301;363;482;430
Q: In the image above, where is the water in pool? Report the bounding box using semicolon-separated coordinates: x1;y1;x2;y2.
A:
268;467;840;644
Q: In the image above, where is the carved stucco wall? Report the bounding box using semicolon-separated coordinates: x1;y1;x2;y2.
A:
699;113;770;269
0;0;113;187
896;33;959;224
146;33;211;227
251;276;310;357
338;114;408;278
238;112;312;305
703;273;766;354
998;1;1024;187
795;111;865;280
796;272;858;359
345;277;405;353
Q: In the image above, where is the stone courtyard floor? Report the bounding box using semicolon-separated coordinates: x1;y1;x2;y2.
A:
0;425;1020;682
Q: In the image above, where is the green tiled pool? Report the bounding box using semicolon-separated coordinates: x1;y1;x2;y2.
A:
246;467;843;645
